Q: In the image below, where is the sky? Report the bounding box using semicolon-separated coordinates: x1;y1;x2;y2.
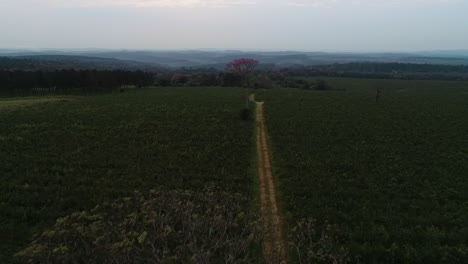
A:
0;0;467;51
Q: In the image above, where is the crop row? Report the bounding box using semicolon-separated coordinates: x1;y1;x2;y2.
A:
0;87;257;262
260;78;468;263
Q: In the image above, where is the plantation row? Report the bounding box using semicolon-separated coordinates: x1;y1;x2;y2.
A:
259;78;468;263
2;80;467;263
0;88;259;263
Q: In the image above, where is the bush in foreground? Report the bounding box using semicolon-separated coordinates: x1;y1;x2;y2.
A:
239;108;252;121
16;188;261;264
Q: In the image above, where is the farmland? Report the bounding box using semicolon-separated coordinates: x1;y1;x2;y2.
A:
0;88;258;263
1;79;468;263
258;78;468;263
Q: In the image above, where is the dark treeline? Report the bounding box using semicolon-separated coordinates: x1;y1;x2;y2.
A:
2;62;467;98
158;62;468;90
0;70;154;97
0;56;163;71
0;69;245;97
154;72;242;87
320;62;468;73
281;62;468;80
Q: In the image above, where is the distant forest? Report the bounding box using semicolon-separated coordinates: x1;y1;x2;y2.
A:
1;56;468;97
283;63;468;79
0;56;162;71
0;70;154;97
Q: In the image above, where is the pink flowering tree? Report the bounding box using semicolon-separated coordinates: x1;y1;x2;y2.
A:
225;58;259;107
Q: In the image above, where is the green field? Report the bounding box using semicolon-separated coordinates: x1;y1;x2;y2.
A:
0;88;258;262
258;78;468;263
2;80;468;263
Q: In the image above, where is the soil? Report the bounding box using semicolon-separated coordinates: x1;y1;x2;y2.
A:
255;98;287;264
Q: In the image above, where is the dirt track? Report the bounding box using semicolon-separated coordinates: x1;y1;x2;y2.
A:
255;98;287;264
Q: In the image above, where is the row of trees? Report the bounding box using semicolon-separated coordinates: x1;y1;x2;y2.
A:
0;65;322;98
2;60;467;97
0;70;154;97
156;61;468;90
280;63;468;80
153;72;277;89
153;72;242;87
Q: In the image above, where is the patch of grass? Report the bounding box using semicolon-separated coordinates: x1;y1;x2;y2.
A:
0;96;77;111
262;78;468;263
16;188;261;264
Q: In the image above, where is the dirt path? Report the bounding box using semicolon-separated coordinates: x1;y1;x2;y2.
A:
254;95;287;264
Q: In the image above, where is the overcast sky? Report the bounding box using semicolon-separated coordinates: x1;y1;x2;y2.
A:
1;0;467;51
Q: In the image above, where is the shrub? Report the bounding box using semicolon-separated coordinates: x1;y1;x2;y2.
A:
16;188;261;264
314;80;330;91
252;75;276;89
239;108;251;121
154;73;172;86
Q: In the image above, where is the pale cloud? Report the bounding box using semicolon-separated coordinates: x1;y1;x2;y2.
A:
31;0;467;8
43;0;255;8
3;0;468;50
286;0;337;8
285;0;465;8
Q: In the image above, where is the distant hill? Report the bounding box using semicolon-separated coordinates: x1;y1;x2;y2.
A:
68;50;468;67
1;50;468;71
0;55;163;71
414;50;468;59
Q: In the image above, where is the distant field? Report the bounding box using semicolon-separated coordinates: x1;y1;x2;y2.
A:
259;78;468;263
0;96;76;110
0;88;257;262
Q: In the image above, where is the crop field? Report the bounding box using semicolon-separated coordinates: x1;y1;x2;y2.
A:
0;88;258;263
2;79;467;263
258;78;468;263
